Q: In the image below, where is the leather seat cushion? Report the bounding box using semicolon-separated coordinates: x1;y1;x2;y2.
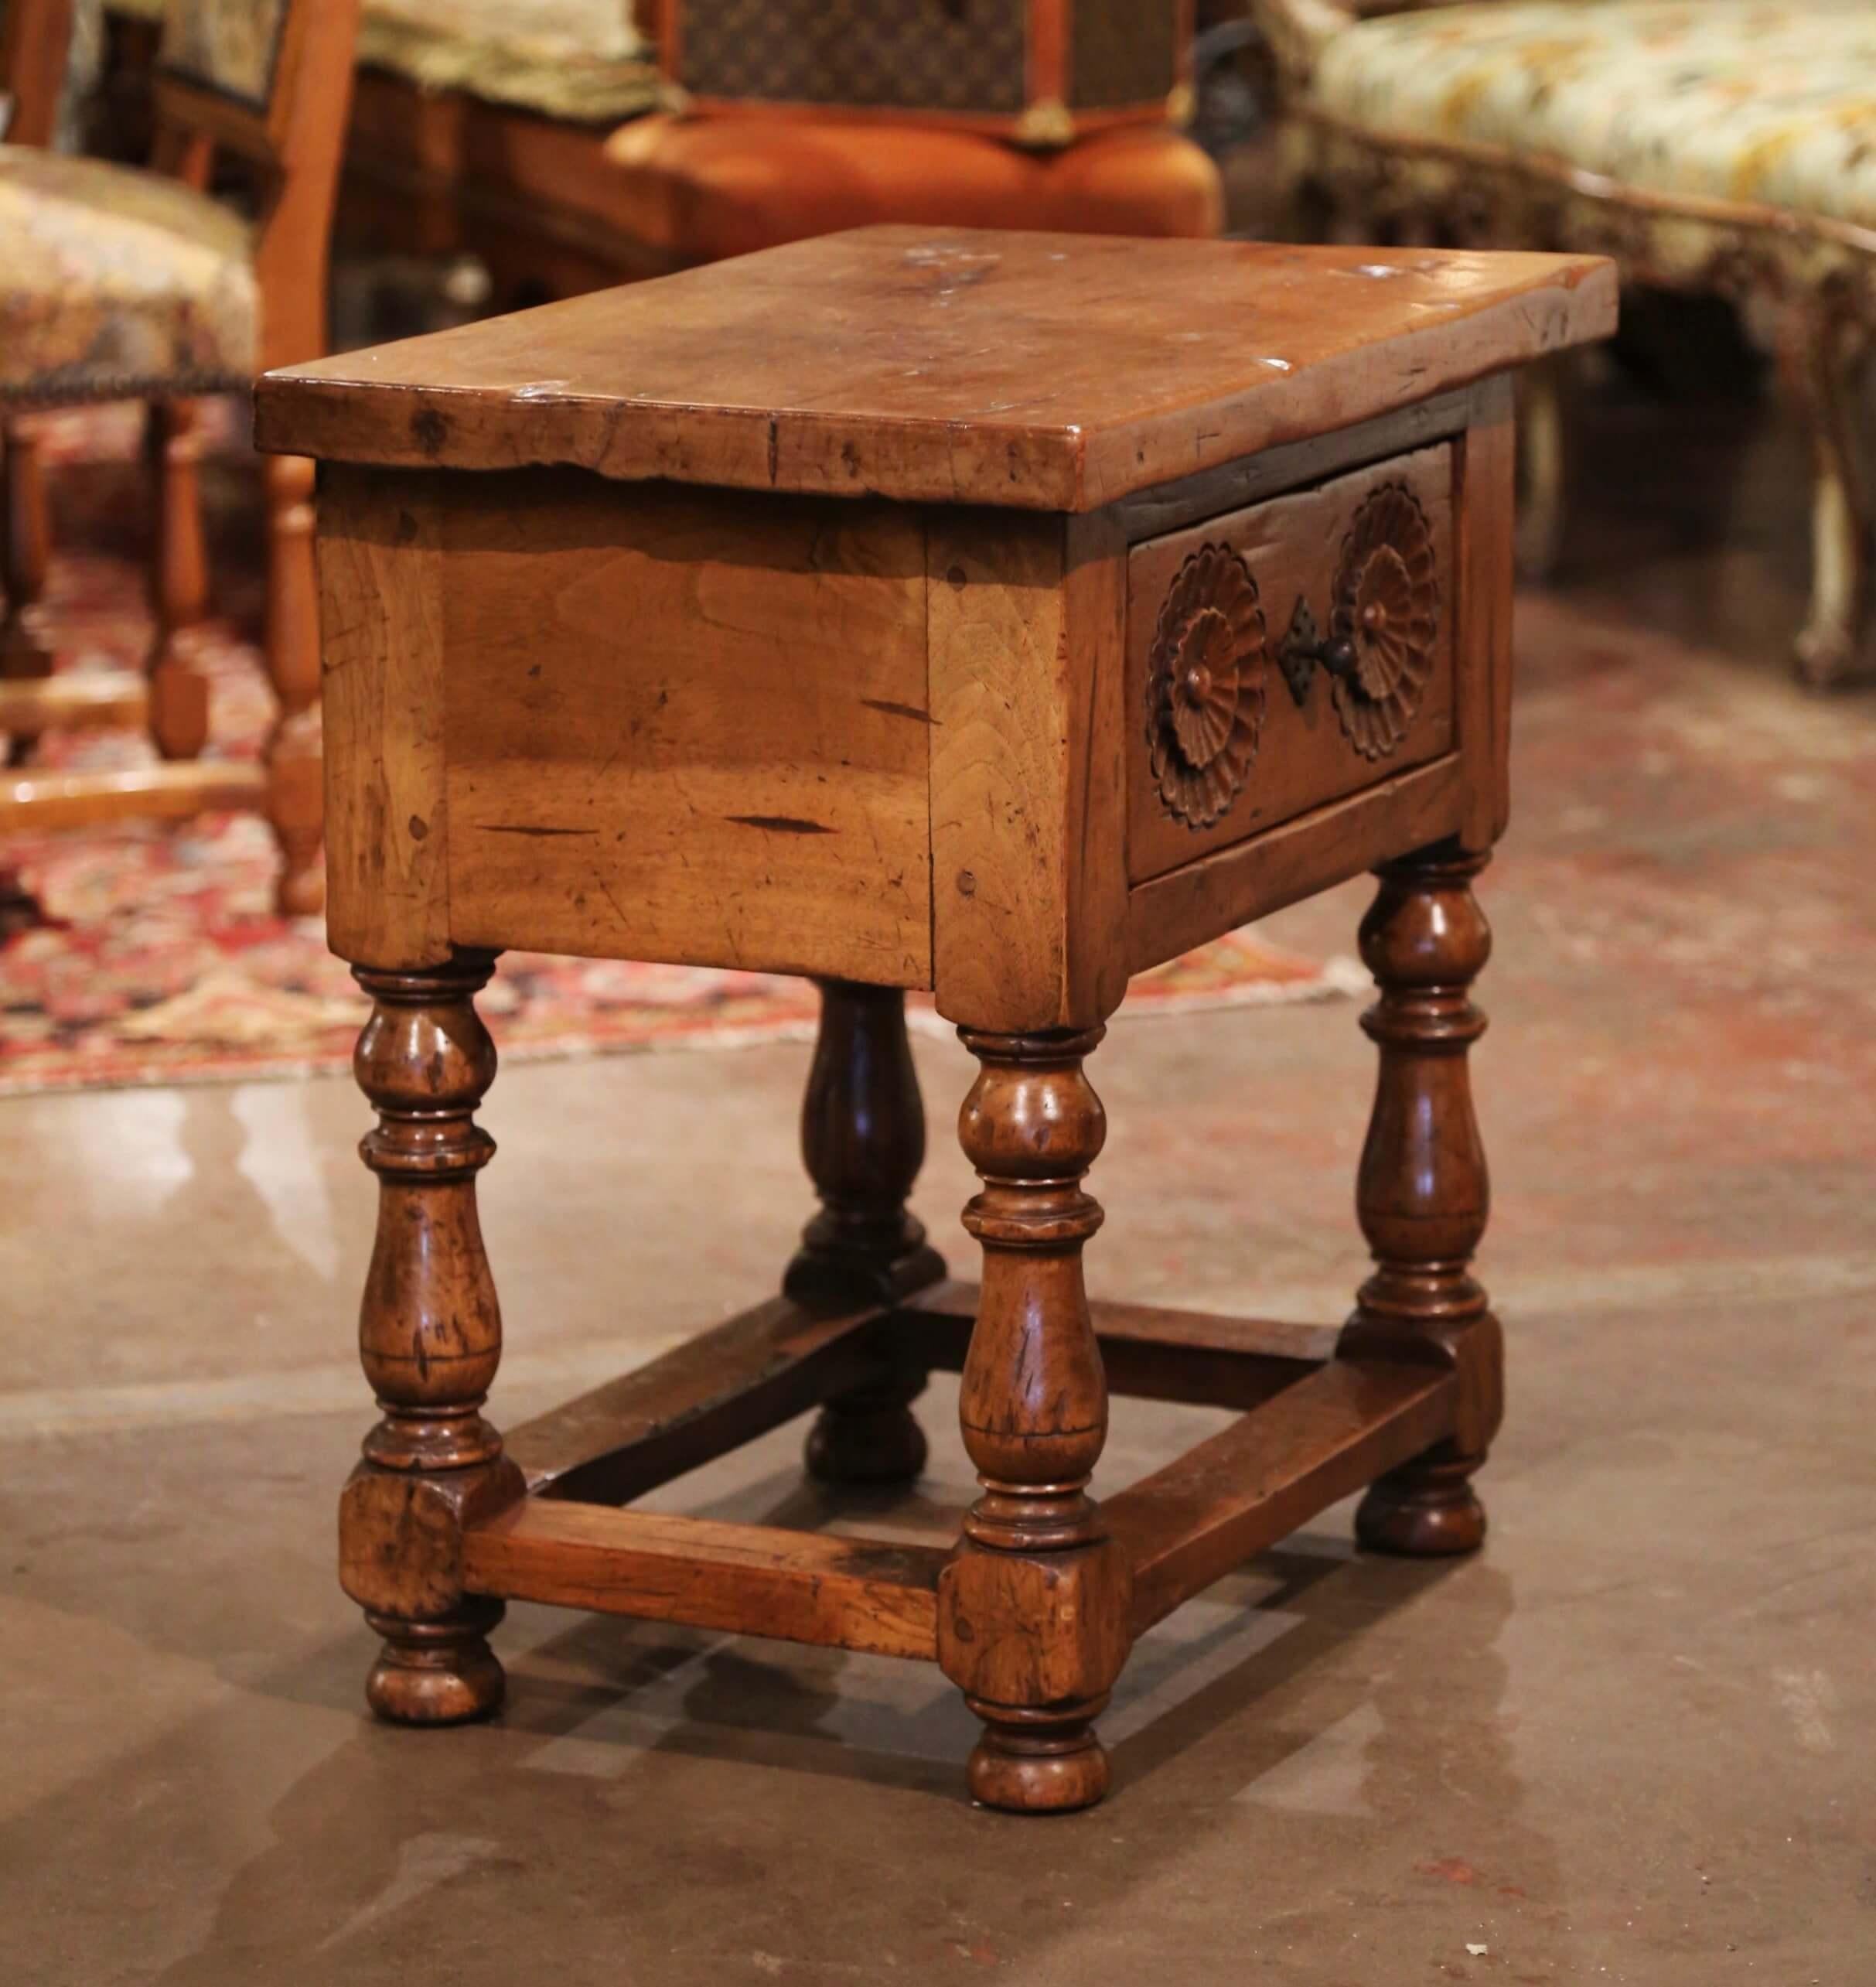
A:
601;114;1224;265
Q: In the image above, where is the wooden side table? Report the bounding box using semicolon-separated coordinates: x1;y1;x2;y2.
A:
258;228;1613;1813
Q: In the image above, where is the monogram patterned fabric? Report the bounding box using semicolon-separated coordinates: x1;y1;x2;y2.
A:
159;0;289;109
0;145;255;401
1071;0;1178;113
676;0;1028;115
1313;0;1876;231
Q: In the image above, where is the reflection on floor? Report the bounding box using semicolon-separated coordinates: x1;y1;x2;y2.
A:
2;376;1872;1985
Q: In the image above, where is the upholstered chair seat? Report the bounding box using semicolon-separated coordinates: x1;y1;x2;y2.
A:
1311;0;1876;231
0;145;257;403
1257;0;1876;687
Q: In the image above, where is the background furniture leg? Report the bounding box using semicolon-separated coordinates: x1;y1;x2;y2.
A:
1343;845;1503;1557
262;450;325;915
938;1026;1132;1814
145;398;210;761
2;411;54;684
1513;358;1569;583
341;951;524;1722
1783;309;1874;689
786;979;945;1483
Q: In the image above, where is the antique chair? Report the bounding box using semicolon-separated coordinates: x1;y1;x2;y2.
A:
192;0;1216;300
106;0;670;298
0;0;360;916
0;0;73;700
1253;0;1876;688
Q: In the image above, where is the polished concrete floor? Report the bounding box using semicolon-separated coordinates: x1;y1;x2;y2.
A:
3;381;1874;1985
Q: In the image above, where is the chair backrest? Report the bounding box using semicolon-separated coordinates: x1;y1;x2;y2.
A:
0;0;76;146
150;0;362;367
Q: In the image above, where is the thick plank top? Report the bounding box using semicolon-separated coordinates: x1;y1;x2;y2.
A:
258;226;1614;512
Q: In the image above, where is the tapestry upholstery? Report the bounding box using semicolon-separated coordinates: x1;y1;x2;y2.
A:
109;0;660;125
0;145;256;402
158;0;288;110
1312;1;1876;234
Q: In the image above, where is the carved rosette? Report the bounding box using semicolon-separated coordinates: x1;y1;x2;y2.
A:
1329;484;1439;761
1145;543;1267;830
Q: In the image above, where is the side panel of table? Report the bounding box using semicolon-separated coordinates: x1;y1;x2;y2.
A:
316;466;935;982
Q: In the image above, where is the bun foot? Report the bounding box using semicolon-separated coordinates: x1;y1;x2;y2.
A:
1356;1462;1485;1558
967;1712;1110;1814
364;1605;506;1725
804;1393;928;1485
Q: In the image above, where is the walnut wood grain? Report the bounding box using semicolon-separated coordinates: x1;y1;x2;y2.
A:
280;222;1609;1812
462;1502;946;1661
927;510;1131;1033
441;473;932;985
897;1279;1338;1410
315;466;452;970
940;1026;1132;1813
1107;390;1472;541
1453;377;1517;852
1107;1357;1455;1634
503;1293;894;1504
257;229;1616;512
342;952;525;1725
1122;752;1465;975
1126;443;1457;886
787;981;947;1483
1341;846;1503;1557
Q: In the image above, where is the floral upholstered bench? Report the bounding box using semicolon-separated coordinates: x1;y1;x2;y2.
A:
1255;0;1876;687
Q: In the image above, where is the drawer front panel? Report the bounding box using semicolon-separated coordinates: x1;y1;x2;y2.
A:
1125;443;1456;886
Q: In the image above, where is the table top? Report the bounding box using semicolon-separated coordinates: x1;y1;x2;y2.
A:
258;226;1615;513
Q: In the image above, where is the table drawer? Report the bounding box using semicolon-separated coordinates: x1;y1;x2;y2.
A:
1125;442;1456;886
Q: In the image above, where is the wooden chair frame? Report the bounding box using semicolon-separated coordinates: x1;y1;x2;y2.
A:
1;0;360;916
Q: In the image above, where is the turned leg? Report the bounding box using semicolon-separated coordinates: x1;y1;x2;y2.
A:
341;951;524;1723
145;398;210;760
937;1026;1132;1814
1342;845;1503;1557
785;979;945;1483
2;413;55;682
1782;309;1873;689
262;450;325;916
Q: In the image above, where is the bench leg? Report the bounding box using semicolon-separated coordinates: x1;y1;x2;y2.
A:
938;1025;1132;1814
1345;847;1503;1558
1513;359;1569;584
786;979;944;1483
340;951;524;1723
1785;310;1874;690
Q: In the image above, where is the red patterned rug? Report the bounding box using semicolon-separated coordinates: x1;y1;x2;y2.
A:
0;405;1362;1097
